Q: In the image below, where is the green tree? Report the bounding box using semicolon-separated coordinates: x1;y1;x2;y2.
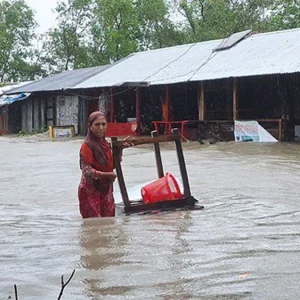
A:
268;0;300;30
0;0;37;82
44;0;93;72
171;0;272;42
135;0;185;50
89;0;184;65
90;0;139;64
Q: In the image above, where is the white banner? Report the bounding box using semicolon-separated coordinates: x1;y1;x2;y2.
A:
234;121;278;142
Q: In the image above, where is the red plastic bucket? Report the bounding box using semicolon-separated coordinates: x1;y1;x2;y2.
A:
141;173;183;204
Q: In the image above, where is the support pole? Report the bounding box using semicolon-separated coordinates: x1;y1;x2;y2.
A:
151;130;164;178
227;78;232;120
38;98;41;130
279;118;283;141
233;78;239;120
172;128;191;198
166;85;170;121
111;137;131;210
198;81;205;120
31;97;35;131
277;75;286;141
110;88;115;123
136;87;141;135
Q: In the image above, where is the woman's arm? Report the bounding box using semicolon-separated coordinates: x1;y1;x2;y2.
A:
80;159;102;179
80;143;116;181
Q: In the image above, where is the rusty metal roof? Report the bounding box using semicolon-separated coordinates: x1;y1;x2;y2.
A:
73;27;300;88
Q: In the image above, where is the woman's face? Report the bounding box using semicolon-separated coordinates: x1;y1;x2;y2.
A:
90;116;107;138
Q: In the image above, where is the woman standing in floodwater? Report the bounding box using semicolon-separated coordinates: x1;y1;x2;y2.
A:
78;111;131;218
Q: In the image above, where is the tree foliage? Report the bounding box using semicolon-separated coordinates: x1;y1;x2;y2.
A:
0;0;37;82
268;0;300;30
173;0;273;42
90;0;139;64
89;0;180;65
135;0;184;50
1;0;300;81
43;0;93;72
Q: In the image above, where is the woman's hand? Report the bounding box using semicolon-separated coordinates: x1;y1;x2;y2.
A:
95;171;117;182
104;172;117;182
122;136;134;148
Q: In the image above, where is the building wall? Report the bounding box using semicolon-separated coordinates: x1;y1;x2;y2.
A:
8;102;21;133
99;93;109;115
33;98;40;131
78;97;87;136
40;98;46;129
0;106;8;134
18;94;79;134
21;98;33;133
46;97;55;127
20;96;44;133
56;95;79;134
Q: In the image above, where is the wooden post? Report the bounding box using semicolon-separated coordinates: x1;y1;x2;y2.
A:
279;118;283;141
277;75;286;141
111;137;131;210
166;85;169;121
198;81;205;120
151;130;164;178
38;98;41;130
233;78;239;120
227;78;232;120
172;128;191;198
110;88;115;123
136;87;141;135
31;97;35;131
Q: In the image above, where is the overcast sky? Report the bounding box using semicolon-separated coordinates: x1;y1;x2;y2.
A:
25;0;59;34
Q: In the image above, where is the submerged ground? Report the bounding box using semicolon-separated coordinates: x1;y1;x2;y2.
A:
1;135;300;299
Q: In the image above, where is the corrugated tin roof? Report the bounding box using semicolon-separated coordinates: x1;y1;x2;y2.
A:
192;28;300;81
73;27;300;89
5;65;110;94
73;40;219;88
0;81;32;95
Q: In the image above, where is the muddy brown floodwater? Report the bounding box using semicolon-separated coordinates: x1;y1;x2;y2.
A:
1;136;300;300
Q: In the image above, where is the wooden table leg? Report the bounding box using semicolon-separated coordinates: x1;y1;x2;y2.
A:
172;128;191;198
151;130;164;178
111;137;131;211
181;122;185;142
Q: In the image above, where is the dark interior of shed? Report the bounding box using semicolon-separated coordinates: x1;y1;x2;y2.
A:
169;83;198;121
238;74;298;141
204;79;231;120
115;88;136;123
